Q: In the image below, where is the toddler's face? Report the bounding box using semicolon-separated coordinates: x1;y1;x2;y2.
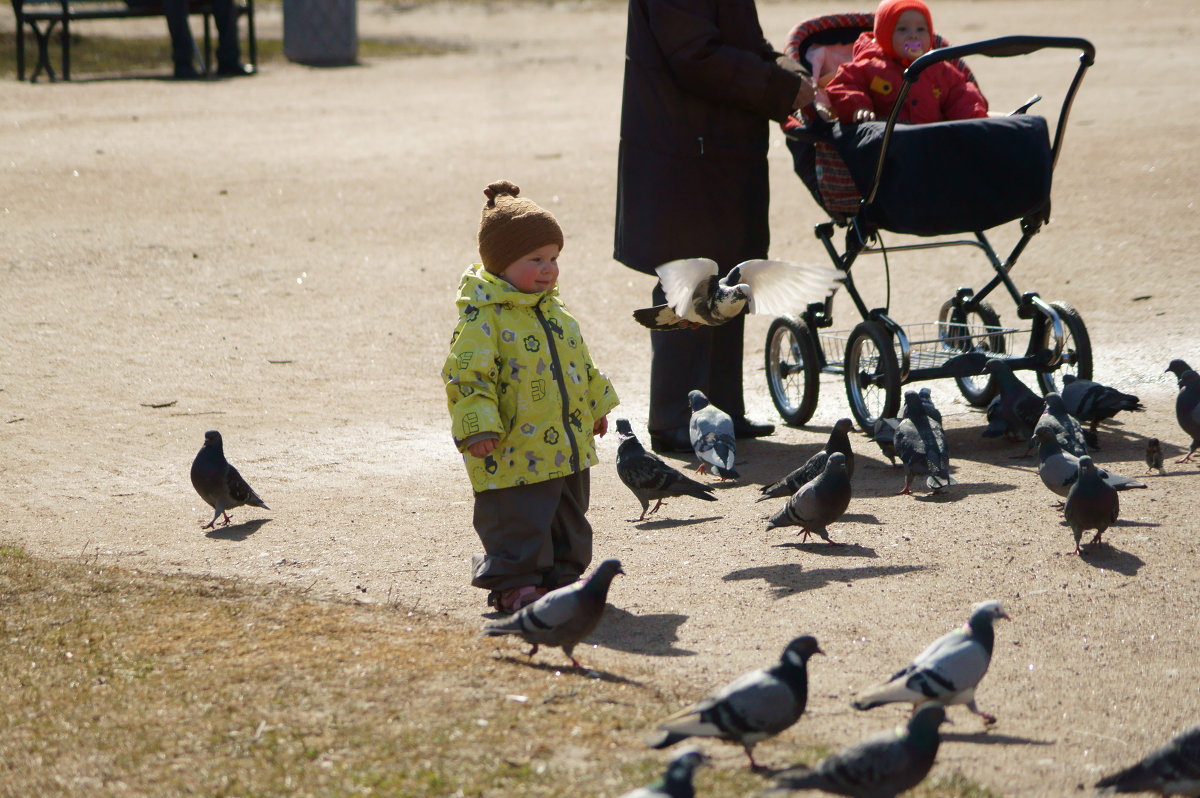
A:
892;9;932;61
501;243;560;293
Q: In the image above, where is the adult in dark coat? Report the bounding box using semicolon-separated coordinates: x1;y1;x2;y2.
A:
615;0;813;453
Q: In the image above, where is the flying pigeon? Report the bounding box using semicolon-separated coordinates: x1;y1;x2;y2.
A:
647;635;824;769
1173;369;1200;463
769;705;948;798
765;452;852;544
1032;392;1090;457
632;258;842;330
1146;438;1165;475
1060;374;1142;444
870;417;902;466
1033;428;1147;502
981;360;1043;443
852;600;1010;726
1062;456;1121;555
619;748;710;798
688;390;739;479
190;430;269;529
481;558;623;669
1094;723;1200;796
894;391;951;494
1166;358;1194;384
758;418;856;501
615;419;717;521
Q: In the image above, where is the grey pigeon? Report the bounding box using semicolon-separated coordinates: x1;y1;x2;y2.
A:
481;558;623;669
647;635;824;769
688;390;739;479
1173;369;1200;463
1060;374;1142;444
1094;723;1200;796
633;258;842;330
870;417;902;466
1034;428;1147;501
894;391;951;494
758;418;856;501
852;600;1010;726
1166;358;1194;384
1063;456;1120;555
903;387;942;424
190;430;269;529
616;419;717;521
620;748;710;798
982;360;1043;443
1146;438;1165;474
769;705;947;798
1033;392;1090;457
765;452;852;544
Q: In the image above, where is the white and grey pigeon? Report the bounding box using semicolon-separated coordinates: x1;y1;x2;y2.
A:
758;418;856;501
765;452;852;544
852;600;1010;726
1032;392;1090;457
981;360;1043;443
688;390;739;479
481;559;623;669
1173;369;1200;463
769;705;948;798
632;257;842;330
1094;723;1200;796
1064;456;1120;555
1033;427;1146;502
870;417;902;467
647;635;824;769
1060;373;1142;446
616;419;717;521
619;748;710;798
894;391;951;495
190;430;269;530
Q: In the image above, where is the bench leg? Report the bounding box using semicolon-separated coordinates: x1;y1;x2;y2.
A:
62;17;70;81
28;20;59;82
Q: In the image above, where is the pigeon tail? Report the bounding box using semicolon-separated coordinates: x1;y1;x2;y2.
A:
646;729;695;750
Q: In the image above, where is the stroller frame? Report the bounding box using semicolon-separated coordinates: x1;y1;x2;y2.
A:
765;33;1098;431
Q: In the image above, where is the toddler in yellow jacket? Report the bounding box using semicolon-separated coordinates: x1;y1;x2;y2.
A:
443;181;619;615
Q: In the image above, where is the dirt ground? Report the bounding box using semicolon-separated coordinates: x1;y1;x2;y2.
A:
2;0;1199;794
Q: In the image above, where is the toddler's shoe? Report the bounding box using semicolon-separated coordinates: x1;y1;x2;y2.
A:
492;585;545;614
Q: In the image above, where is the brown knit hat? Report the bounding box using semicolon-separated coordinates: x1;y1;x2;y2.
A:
477;180;564;274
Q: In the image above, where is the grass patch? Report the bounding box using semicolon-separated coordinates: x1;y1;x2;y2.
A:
0;545;999;795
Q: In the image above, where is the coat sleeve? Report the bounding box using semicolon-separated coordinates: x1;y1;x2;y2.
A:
443;319;504;451
825;59;876;123
645;0;803;122
939;65;989;120
581;340;620;421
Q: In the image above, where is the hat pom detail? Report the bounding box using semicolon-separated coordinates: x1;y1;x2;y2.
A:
483;180;521;207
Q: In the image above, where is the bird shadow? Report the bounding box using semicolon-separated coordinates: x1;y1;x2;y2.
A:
772;541;879;558
723;563;925;598
632;515;722;530
1075;543;1145;576
491;654;643;685
590;606;696;657
942;731;1053;746
204;517;270;540
841;512;883;525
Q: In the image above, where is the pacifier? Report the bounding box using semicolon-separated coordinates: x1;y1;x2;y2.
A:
902;39;925;58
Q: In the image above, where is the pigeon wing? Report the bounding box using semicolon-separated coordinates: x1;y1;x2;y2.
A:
734;259;842;317
655;258;719;317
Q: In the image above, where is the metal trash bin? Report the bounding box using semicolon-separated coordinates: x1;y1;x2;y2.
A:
283;0;357;66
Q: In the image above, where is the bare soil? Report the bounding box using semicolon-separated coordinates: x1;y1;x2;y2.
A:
2;1;1199;795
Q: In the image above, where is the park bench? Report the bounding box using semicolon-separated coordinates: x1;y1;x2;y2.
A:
10;0;256;81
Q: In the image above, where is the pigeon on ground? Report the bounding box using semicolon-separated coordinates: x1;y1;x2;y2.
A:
1032;392;1090;457
647;635;824;769
981;360;1043;443
688;390;739;479
481;559;623;669
852;600;1010;726
765;452;852;544
1094;723;1200;796
1173;369;1200;463
1063;456;1120;555
616;419;717;521
1034;428;1147;502
633;258;842;330
620;748;710;798
758;418;856;501
894;391;951;494
769;705;948;798
1060;374;1142;445
1166;358;1194;384
905;387;942;424
870;417;902;467
190;430;269;530
1146;438;1165;475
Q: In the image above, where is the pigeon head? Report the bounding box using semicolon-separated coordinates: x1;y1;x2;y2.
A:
687;390;711;412
589;558;625;583
919;387;933;400
1061;374;1076;386
903;390;922;410
826;452;847;473
1044;392;1067;413
1181;370;1200;388
1033;427;1061;448
833;417;854;433
202;430;223;449
666;747;710;780
615;418;635;439
782;635;824;666
1077;455;1098;477
907;704;948;736
969;600;1011;626
1166;359;1193;378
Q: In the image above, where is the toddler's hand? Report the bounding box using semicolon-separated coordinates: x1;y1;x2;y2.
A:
467;438;497;458
854;108;876;123
593;415;608;438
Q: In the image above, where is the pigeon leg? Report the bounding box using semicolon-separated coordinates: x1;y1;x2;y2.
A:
697;463;710;475
966;699;997;726
201;507;224;530
898;473;914;495
825;538;845;547
649;498;664;515
1087;531;1104;547
742;744;761;770
525;644;540;660
798;528;813;543
220;511;233;527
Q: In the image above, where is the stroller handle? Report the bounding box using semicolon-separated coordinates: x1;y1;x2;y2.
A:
903;35;1096;81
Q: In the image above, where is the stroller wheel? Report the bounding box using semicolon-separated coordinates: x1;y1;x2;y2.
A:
1035;301;1093;394
765;315;820;427
938;298;1005;407
844;321;901;431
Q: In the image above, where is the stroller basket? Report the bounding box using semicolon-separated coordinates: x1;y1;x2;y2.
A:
819;319;1023;376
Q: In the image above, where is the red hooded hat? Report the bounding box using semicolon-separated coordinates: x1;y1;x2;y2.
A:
874;0;934;64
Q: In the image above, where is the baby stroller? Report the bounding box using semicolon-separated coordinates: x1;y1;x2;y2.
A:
763;13;1097;431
